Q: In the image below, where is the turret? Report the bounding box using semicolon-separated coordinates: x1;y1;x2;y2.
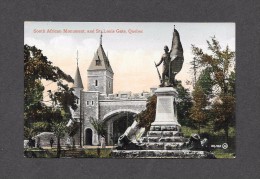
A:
87;33;114;95
72;50;84;103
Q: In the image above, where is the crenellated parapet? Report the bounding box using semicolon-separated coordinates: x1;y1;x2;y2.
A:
98;91;153;101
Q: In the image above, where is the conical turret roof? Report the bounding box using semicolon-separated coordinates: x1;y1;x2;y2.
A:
88;35;114;74
72;66;84;88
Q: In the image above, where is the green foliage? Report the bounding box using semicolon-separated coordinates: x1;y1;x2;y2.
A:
24;45;73;84
83;148;111;158
175;81;193;127
89;117;107;138
31;121;50;132
48;82;78;113
24;126;37;139
196;67;214;97
136;95;157;130
191;37;235;142
24;44;74;122
212;94;235;131
52;121;68;138
24;45;77;140
47;83;78;157
182;125;236;158
227;71;235;95
189;84;208;133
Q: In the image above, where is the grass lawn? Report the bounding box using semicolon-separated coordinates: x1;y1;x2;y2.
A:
24;126;235;159
214;149;235;159
182;125;236;159
24;147;112;158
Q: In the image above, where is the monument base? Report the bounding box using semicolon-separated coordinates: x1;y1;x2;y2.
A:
112;86;216;159
111;150;216;159
151;87;180;128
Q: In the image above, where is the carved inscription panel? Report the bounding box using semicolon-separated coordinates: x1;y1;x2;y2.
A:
157;97;172;113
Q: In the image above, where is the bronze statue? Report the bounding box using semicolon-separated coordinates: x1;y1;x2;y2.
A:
155;45;171;87
155;27;184;87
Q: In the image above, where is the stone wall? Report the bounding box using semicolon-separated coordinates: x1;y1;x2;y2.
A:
105;70;113;94
29;132;77;148
82;91;99;145
73;89;152;146
99;100;147;121
87;70;107;94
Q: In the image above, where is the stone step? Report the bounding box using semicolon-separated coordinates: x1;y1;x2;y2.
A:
161;131;183;137
141;136;186;143
111;149;216;159
146;136;185;143
159;137;186;142
144;142;164;150
147;131;183;137
150;125;180;132
164;143;184;150
147;131;162;137
140;142;185;150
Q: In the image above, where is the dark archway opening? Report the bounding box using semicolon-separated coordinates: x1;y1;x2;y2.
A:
85;128;93;145
111;112;135;144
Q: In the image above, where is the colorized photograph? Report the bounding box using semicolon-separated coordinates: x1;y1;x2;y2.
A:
24;22;235;158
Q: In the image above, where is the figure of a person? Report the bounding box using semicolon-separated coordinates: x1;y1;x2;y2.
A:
100;136;106;148
97;147;101;157
50;137;54;148
32;139;35;148
155;45;171;87
72;138;75;149
28;137;32;148
36;137;41;148
66;137;71;148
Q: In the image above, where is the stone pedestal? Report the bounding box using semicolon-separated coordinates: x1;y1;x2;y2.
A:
151;87;180;128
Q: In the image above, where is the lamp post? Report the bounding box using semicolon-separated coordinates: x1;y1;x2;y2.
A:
79;89;82;148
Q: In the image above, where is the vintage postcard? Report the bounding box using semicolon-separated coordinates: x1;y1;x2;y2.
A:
24;22;235;158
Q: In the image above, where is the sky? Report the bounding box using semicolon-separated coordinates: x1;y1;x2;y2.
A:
24;22;235;95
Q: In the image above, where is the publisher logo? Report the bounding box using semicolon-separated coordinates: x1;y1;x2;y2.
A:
222;143;228;149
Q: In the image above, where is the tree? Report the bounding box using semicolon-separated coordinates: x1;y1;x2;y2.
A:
24;45;78;158
48;82;78;157
136;95;157;131
190;84;208;134
191;37;235;142
189;67;215;133
52;120;67;157
196;67;214;98
24;45;75;139
89;117;107;145
190;57;199;88
175;81;193;127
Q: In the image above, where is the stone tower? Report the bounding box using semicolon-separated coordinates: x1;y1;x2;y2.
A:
87;33;114;95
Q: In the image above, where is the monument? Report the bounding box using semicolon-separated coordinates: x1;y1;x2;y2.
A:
147;26;184;147
112;27;215;158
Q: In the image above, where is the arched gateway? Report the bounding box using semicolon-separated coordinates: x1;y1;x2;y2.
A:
103;109;140;145
71;34;153;146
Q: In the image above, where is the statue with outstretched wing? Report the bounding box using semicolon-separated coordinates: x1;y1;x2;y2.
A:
169;27;184;86
155;27;184;87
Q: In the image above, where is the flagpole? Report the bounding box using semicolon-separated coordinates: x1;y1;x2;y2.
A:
154;62;162;84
